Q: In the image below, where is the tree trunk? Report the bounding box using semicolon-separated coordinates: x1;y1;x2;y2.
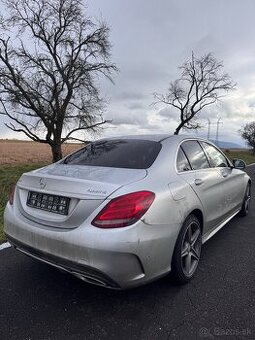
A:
51;143;63;163
174;123;183;135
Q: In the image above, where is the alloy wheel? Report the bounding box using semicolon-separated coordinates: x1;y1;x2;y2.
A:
181;220;201;277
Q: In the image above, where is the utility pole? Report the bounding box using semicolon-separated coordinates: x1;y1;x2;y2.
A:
207;118;223;145
215;117;223;146
207;118;211;139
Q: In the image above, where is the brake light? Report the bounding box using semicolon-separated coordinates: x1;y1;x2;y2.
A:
92;191;155;228
9;185;16;205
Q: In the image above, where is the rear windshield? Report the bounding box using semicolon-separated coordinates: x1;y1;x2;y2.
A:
63;139;162;169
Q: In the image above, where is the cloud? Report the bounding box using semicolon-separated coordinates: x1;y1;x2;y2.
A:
126;102;145;110
104;106;149;127
2;0;255;147
114;92;147;102
157;107;178;120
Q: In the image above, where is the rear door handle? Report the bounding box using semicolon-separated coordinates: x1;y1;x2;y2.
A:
194;179;203;186
221;171;228;178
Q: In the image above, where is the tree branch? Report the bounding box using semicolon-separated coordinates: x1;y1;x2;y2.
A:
61;120;108;143
154;51;235;134
0;0;117;162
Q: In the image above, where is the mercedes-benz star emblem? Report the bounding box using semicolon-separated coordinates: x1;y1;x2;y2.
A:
39;178;47;189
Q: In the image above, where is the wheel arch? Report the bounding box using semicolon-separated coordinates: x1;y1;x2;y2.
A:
189;209;204;234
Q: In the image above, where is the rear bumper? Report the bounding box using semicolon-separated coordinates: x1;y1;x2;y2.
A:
4;203;180;289
7;235;120;289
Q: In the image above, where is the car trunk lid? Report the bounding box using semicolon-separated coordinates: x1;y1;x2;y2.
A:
16;164;147;229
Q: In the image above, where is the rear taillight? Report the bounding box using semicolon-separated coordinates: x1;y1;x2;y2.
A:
92;191;155;228
9;185;16;205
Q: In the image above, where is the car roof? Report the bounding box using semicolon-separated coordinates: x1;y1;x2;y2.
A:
98;134;207;143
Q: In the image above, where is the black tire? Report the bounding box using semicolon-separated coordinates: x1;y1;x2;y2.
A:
172;214;202;284
239;183;251;217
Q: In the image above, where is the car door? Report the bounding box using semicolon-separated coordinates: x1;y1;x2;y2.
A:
200;142;245;219
177;140;226;233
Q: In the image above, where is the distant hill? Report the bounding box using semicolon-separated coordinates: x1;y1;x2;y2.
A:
210;140;246;149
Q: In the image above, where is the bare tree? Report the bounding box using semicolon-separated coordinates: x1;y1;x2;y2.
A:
154;52;235;135
0;0;117;162
240;122;255;154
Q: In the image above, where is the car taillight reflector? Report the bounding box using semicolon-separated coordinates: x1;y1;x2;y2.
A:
92;191;155;228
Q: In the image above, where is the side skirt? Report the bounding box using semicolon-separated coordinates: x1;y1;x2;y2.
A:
202;210;240;244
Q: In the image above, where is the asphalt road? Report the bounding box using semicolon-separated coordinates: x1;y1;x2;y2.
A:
0;166;255;340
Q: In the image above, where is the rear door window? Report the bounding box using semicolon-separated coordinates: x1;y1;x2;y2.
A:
176;148;192;172
63;139;162;169
181;141;210;170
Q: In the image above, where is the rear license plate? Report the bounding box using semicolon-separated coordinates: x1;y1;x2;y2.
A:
26;191;70;215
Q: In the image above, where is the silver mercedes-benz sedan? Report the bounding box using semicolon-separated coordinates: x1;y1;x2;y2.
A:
4;135;251;289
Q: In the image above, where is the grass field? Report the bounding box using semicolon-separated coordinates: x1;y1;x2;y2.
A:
224;149;255;165
0;144;255;244
0;164;45;243
0;140;83;243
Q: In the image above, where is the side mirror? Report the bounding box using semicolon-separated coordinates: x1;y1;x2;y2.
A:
232;159;246;170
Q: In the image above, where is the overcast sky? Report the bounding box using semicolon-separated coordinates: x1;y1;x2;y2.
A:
1;0;255;145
